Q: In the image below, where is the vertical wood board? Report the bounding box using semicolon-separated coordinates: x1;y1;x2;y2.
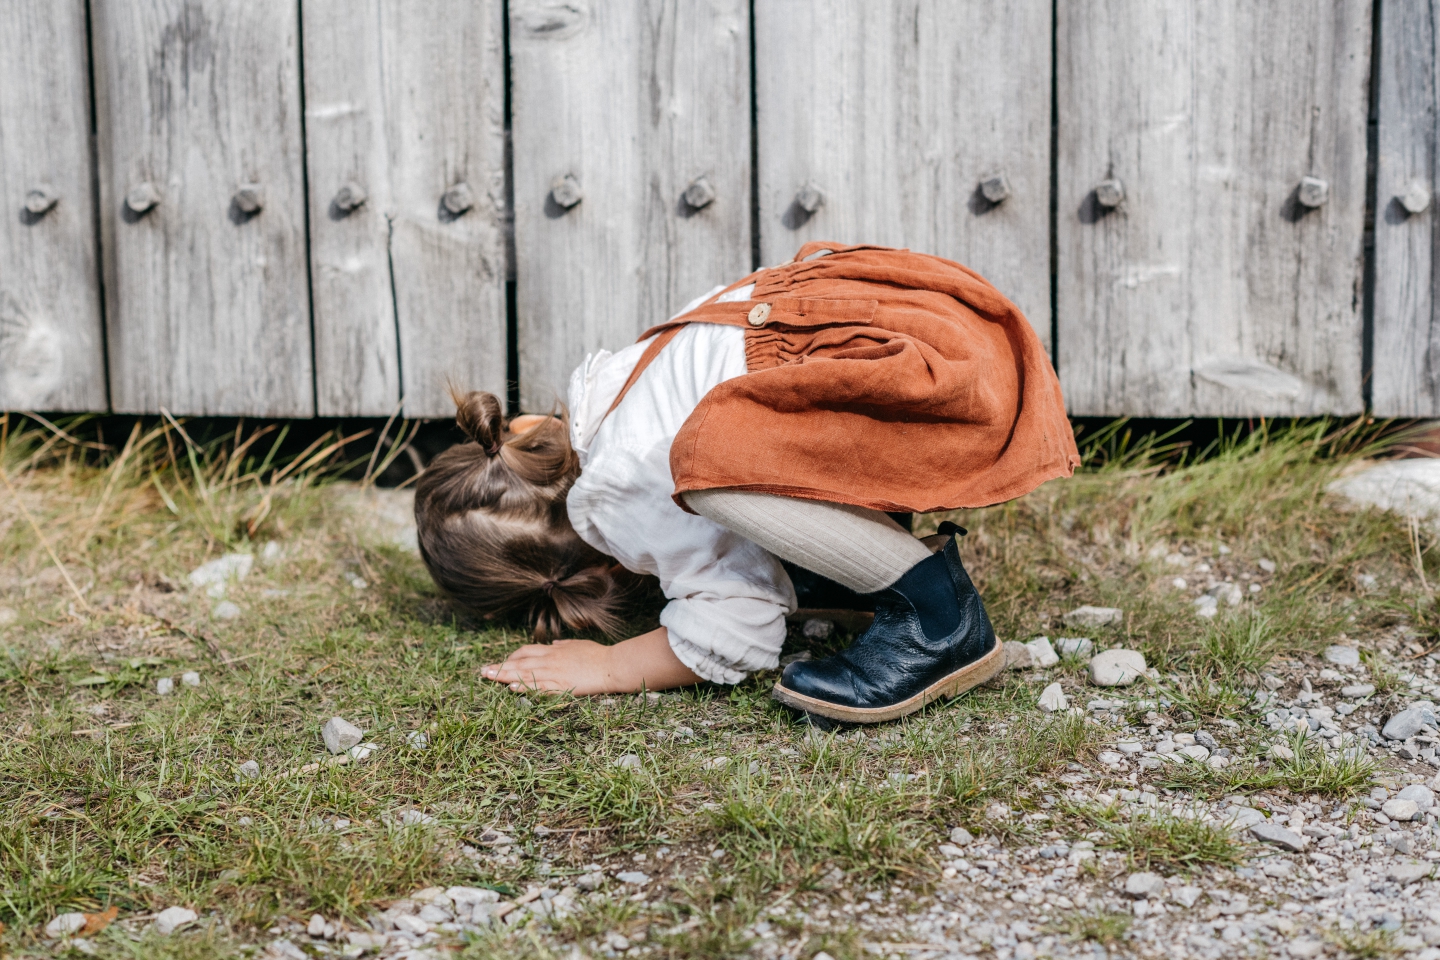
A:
300;0;400;417
1056;0;1371;417
379;0;508;419
511;0;753;411
1373;0;1440;416
0;0;107;411
94;0;314;416
754;0;1053;347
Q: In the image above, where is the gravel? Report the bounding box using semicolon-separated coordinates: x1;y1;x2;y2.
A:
45;913;87;938
1383;701;1438;740
1055;637;1094;658
1037;682;1068;712
1088;648;1147;686
1250;821;1306;852
154;907;197;935
1123;872;1166;899
321;717;364;755
1024;636;1059;668
1063;605;1123;628
237;759;260;780
1323;644;1361;667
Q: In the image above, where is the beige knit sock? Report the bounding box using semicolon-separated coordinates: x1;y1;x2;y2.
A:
683;489;931;594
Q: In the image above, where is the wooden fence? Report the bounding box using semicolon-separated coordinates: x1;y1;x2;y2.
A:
2;0;1438;419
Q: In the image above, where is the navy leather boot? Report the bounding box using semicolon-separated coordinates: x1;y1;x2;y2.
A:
772;534;1002;723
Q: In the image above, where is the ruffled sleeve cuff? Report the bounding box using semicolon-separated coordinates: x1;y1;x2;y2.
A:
660;596;787;686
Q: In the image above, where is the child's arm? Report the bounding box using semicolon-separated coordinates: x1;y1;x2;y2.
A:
481;626;702;695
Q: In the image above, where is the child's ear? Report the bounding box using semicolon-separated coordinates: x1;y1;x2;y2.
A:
509;414;559;435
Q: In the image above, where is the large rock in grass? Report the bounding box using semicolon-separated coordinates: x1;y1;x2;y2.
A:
1088;649;1147;687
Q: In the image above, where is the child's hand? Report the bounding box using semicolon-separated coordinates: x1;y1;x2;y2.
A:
481;627;702;695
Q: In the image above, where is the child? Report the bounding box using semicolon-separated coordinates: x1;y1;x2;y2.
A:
414;243;1078;723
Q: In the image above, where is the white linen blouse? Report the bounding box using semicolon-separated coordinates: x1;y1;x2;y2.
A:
565;284;797;684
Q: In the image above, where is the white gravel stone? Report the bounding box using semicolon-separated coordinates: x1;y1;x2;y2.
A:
1383;701;1437;740
1088;648;1147;687
1024;636;1059;668
156;676;174;696
615;871;649;885
1251;821;1306;852
1192;595;1219;618
576;871;606;891
46;913;87;938
1258;558;1277;573
188;553;254;587
1123;872;1166;898
1288;938;1325;958
1116;740;1144;754
702;756;731;771
237;760;260;780
614;754;642;770
1208;582;1243;606
1388;861;1434;884
1324;644;1361;667
321;717;364;754
1064;605;1123;627
212;600;242;621
1037;683;1068;712
1171;886;1203;908
154;906;197;935
1382;798;1420;821
1397;784;1435;812
307;914;327;937
1097;751;1125;766
406;731;429;750
180;671;200;687
1055;637;1094;658
1342;683;1376;698
1002;640;1033;670
1179;744;1211;762
948;826;973;845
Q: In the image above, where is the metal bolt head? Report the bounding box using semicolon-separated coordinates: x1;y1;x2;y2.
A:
125;182;160;214
443;182;475;216
795;181;825;214
979;172;1011;205
334;181;367;213
233;183;264;214
1094;178;1125;208
550;174;583;210
24;184;58;216
1297;176;1329;208
1400;182;1432;215
683;176;716;210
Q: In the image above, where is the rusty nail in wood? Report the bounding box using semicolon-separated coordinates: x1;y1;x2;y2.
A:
979;172;1011;205
334;181;368;212
1094;178;1124;208
443;182;475;216
23;185;58;216
795;181;825;213
683;176;716;210
233;183;264;214
125;182;160;214
1297;176;1329;209
1400;182;1432;216
550;174;583;210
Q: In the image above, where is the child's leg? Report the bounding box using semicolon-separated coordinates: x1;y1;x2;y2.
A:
683;489;930;593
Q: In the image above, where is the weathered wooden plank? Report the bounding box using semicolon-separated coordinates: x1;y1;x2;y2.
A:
300;0;400;417
379;0;508;419
93;1;313;416
1373;0;1440;416
754;0;1053;347
511;0;753;410
1056;1;1370;418
0;0;107;411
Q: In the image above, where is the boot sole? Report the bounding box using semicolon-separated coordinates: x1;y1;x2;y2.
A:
770;639;1006;724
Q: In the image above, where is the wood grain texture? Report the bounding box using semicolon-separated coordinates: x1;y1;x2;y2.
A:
379;0;507;419
511;0;753;410
0;0;107;411
93;0;313;416
754;0;1053;347
1373;0;1440;416
1056;0;1370;417
300;0;400;417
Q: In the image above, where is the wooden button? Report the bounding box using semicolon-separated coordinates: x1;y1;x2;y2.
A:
748;302;772;326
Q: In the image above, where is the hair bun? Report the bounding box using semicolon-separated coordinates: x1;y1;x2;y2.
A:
452;390;504;455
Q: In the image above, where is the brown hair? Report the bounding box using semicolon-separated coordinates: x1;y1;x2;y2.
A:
414;390;628;638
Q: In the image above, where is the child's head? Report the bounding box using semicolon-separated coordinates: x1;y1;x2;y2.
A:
414;390;626;638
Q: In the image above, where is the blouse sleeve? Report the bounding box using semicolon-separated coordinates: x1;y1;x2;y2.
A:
566;438;797;685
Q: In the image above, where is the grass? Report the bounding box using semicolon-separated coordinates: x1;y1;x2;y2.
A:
0;413;1427;956
1070;803;1247;873
1048;906;1132;945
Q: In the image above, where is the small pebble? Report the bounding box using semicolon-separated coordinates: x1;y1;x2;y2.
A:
237;759;260;780
1037;682;1068;713
181;671;200;687
1055;637;1093;658
614;754;642;770
45;913;87;938
1088;648;1147;687
1323;644;1360;667
615;871;649;885
1063;605;1123;628
802;619;834;640
212;600;242;621
406;731;429;750
321;717;364;755
1381;798;1419;821
154;906;197;935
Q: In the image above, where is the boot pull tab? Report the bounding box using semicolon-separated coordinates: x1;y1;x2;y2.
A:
937;521;968;538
